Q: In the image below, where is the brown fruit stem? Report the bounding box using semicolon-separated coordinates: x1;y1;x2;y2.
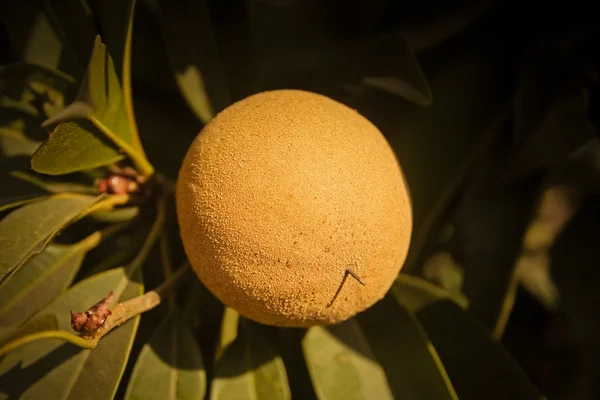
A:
81;265;191;344
0;265;191;355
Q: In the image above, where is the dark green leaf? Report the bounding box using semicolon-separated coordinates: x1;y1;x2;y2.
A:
31;120;124;175
0;267;143;399
273;328;318;400
393;273;468;313
360;32;432;107
355;295;458;400
549;196;600;399
0;63;76;114
125;311;206;400
246;9;432;106
0;194;113;285
514;26;595;142
40;0;97;78
0;64;76;149
0;4;65;71
10;170;97;195
0;171;47;212
344;29;516;275
0;102;47;151
452;169;542;330
129;87;202;179
414;300;544;400
506;26;598;181
0;232;101;326
302;319;393;400
506;86;597;181
0;98;39;120
156;0;231;122
211;315;290;400
82;228;148;279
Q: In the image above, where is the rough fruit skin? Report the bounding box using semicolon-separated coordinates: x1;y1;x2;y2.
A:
176;89;412;327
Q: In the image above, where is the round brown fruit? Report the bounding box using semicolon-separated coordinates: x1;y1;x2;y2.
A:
176;89;412;327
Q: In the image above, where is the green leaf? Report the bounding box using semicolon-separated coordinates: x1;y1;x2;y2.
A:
31;119;124;175
0;194;126;286
43;34;130;143
88;206;139;223
156;0;231;123
393;273;468;313
355;294;458;400
125;311;206;400
29;33;130;177
0;194;97;283
211;318;291;400
302;319;393;400
37;31;152;174
172;66;214;124
0;267;143;400
216;307;240;359
86;0;141;148
0;314;59;351
39;0;152;176
0;128;42;158
414;300;545;400
93;0;144;144
0;233;101;326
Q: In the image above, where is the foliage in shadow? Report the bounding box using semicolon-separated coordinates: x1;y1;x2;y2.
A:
550;195;600;400
272;326;318;400
0;342;81;400
416;300;542;400
0;106;49;142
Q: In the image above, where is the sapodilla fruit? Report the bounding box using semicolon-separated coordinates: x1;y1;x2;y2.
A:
176;89;412;327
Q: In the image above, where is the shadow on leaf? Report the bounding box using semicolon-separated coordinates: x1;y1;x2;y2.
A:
0;342;80;399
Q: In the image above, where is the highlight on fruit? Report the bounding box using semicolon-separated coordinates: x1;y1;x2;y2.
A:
176;89;413;327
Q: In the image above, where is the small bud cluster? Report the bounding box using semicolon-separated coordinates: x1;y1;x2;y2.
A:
70;291;114;337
